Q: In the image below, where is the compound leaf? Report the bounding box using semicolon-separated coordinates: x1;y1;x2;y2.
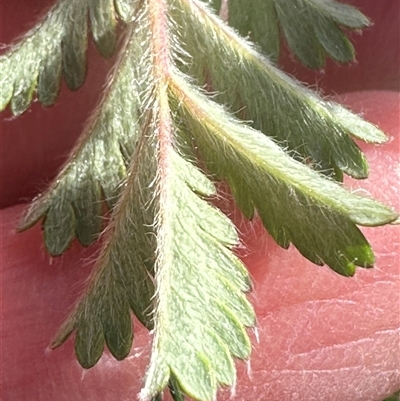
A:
3;0;398;400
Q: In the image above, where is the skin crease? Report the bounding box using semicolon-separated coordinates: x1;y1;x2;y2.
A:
0;1;399;400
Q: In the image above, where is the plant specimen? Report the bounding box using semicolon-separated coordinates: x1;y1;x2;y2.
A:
1;0;398;400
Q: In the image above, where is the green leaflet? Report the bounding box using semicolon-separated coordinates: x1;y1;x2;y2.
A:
51;11;156;367
141;145;254;400
172;0;386;181
51;130;156;367
169;71;398;276
0;0;136;115
18;24;145;255
229;0;369;66
139;2;254;394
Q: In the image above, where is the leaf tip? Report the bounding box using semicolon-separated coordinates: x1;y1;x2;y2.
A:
391;216;400;225
50;316;77;350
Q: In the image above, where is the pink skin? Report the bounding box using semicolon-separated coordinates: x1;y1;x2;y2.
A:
1;1;399;400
